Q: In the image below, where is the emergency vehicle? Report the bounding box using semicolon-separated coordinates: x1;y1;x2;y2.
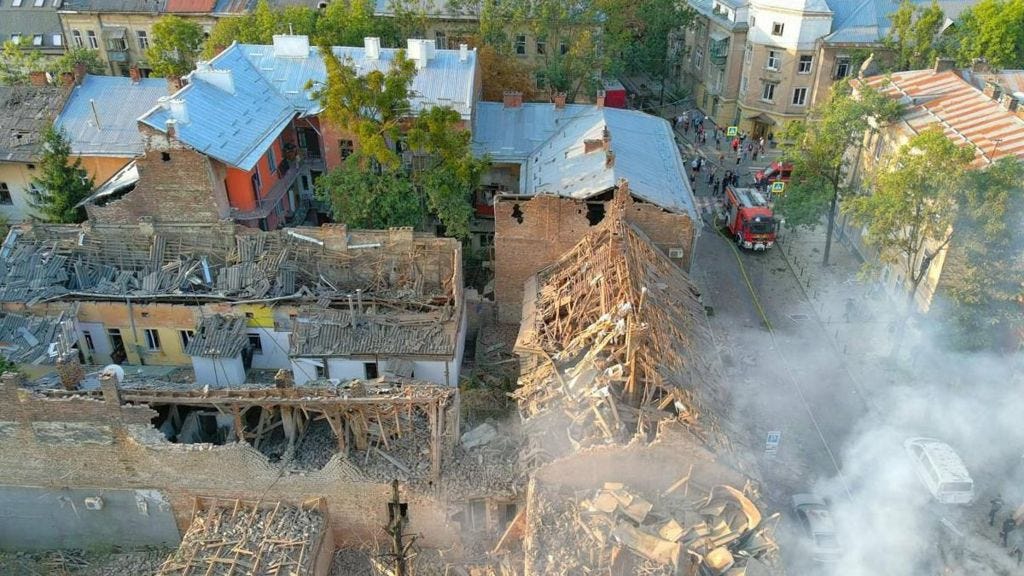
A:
724;185;778;250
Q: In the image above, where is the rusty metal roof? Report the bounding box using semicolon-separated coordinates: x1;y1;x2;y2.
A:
164;0;215;11
859;69;1024;167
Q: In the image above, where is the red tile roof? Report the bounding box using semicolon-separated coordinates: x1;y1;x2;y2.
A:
164;0;216;12
857;69;1024;167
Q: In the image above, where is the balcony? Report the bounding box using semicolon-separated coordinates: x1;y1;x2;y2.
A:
709;36;729;67
230;158;304;221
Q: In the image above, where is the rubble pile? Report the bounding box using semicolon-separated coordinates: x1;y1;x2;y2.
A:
156;498;328;576
443;422;525;498
527;482;777;576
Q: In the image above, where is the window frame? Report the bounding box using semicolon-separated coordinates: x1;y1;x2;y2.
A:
144;329;161;351
792;87;808;106
87;30;98;49
52;34;63;46
0;182;11;205
798;54;813;74
136;30;149;49
267;146;277;174
179;329;195;350
694;47;703;69
251;169;262;196
835;57;851;79
535;37;546;55
10;34;22;45
766;50;780;71
761;81;777;103
247;333;263;355
83;330;95;352
772;22;784;36
72;29;83;47
32;34;44;46
515;34;526;56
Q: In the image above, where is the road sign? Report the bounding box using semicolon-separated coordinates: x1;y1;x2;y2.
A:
765;430;781;455
726;126;738;137
770;181;785;194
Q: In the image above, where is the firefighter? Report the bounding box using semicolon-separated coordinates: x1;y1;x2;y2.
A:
1001;516;1017;547
991;494;1005;526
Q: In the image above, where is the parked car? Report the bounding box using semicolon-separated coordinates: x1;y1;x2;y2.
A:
791;494;842;563
904;437;974;504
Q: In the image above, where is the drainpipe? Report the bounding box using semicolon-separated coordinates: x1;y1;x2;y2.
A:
125;296;145;365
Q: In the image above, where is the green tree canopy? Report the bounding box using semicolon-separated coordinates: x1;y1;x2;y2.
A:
778;80;902;264
886;0;947;70
46;48;105;77
31;125;93;224
937;158;1024;351
148;15;205;78
953;0;1024;69
314;152;422;229
0;40;43;85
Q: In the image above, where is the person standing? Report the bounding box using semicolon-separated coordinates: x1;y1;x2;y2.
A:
1002;517;1017;547
991;495;1005;527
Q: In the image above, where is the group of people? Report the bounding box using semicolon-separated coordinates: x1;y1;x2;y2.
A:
689;154;740;196
990;494;1023;566
675;112;709;145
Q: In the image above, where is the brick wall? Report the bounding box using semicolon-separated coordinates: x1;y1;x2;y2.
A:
0;374;456;549
86;124;230;226
493;194;695;324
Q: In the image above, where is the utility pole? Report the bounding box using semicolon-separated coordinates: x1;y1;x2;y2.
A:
387;479;408;576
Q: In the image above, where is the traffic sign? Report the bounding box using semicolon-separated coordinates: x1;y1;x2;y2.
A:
765;430;781;455
770;181;785;194
726;126;738;137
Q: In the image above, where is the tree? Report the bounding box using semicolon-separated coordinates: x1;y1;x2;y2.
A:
148;15;205;78
47;48;105;77
886;0;947;70
937;158;1024;351
203;0;321;57
777;81;902;265
604;0;696;105
0;40;43;85
953;0;1024;70
315;152;422;228
315;0;394;47
845;129;973;356
477;43;536;101
31;125;93;224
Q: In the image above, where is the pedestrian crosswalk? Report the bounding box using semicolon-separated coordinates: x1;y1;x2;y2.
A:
694;195;724;213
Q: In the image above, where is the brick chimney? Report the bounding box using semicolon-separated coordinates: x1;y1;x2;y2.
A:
73;62;87;85
934;57;955;74
165;118;176;140
61;72;75;87
29;71;47;87
553;92;566;109
983;81;1002;101
167;75;184;94
502;90;523;109
129;65;141;84
596;89;606;108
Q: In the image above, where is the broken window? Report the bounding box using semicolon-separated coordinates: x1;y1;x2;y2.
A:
144;329;161;351
247;333;263;355
0;182;10;205
585;202;605;226
364;362;378;379
83;330;95;351
179;329;194;350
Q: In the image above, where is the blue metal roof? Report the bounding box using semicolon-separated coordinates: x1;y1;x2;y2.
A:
236;39;477;120
139;44;297;171
473;102;697;219
55;75;167;157
823;0;970;44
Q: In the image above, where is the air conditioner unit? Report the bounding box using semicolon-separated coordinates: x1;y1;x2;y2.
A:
84;496;104;511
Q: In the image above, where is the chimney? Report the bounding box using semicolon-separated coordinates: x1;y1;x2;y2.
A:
165;118;176;140
553;92;566;109
167;75;184;94
365;36;381;60
29;71;47;87
73;62;87;85
61;72;75;87
605;149;615;169
934;56;955;74
129;64;141;84
1001;92;1022;112
984;81;1002;101
459;43;468;62
502;90;523;109
168;99;189;124
407;39;428;69
596;89;606;108
193;63;234;94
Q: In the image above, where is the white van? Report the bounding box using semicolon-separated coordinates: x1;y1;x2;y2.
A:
904;437;974;504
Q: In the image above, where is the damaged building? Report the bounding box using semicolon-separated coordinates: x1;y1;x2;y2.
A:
0;222;466;387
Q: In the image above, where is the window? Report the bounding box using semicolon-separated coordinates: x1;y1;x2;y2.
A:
314;364;326;379
364;362;378;379
87;30;98;49
10;35;21;45
535;70;547;89
515;34;526;55
72;30;82;47
144;329;161;351
772;22;784;36
267;147;277;174
11;0;22;6
136;30;149;49
107;36;126;51
739;75;748;94
52;34;62;46
873;134;886;160
835;57;851;79
179;330;195;349
251;170;262;195
761;81;777;102
83;331;95;351
792;87;808;106
766;50;780;71
466;499;486;530
0;183;10;205
536;37;546;55
749;15;756;27
34;0;44;6
338;139;353;160
434;31;446;49
798;54;813;74
247;334;263;354
694;47;703;69
744;43;752;65
32;34;43;46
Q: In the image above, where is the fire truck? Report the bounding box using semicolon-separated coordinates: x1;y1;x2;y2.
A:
724;185;778;250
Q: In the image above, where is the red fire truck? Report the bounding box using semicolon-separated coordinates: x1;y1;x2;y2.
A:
724;185;778;250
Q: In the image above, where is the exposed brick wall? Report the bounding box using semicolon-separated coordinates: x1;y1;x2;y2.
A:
493;194;695;324
0;374;456;549
86;124;231;226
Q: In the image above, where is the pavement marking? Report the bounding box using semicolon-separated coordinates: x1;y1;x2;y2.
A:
713;225;855;502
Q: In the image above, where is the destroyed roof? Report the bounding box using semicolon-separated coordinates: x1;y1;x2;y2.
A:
55;75;167;157
0;310;78;365
185;314;248;358
139;46;297;171
0;85;69;163
856;69;1024;166
0;223;460;313
235;36;478;120
514;191;724;456
291;305;457;358
473;102;697;218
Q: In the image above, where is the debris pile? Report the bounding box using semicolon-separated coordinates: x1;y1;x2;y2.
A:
526;480;777;575
156;498;330;576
